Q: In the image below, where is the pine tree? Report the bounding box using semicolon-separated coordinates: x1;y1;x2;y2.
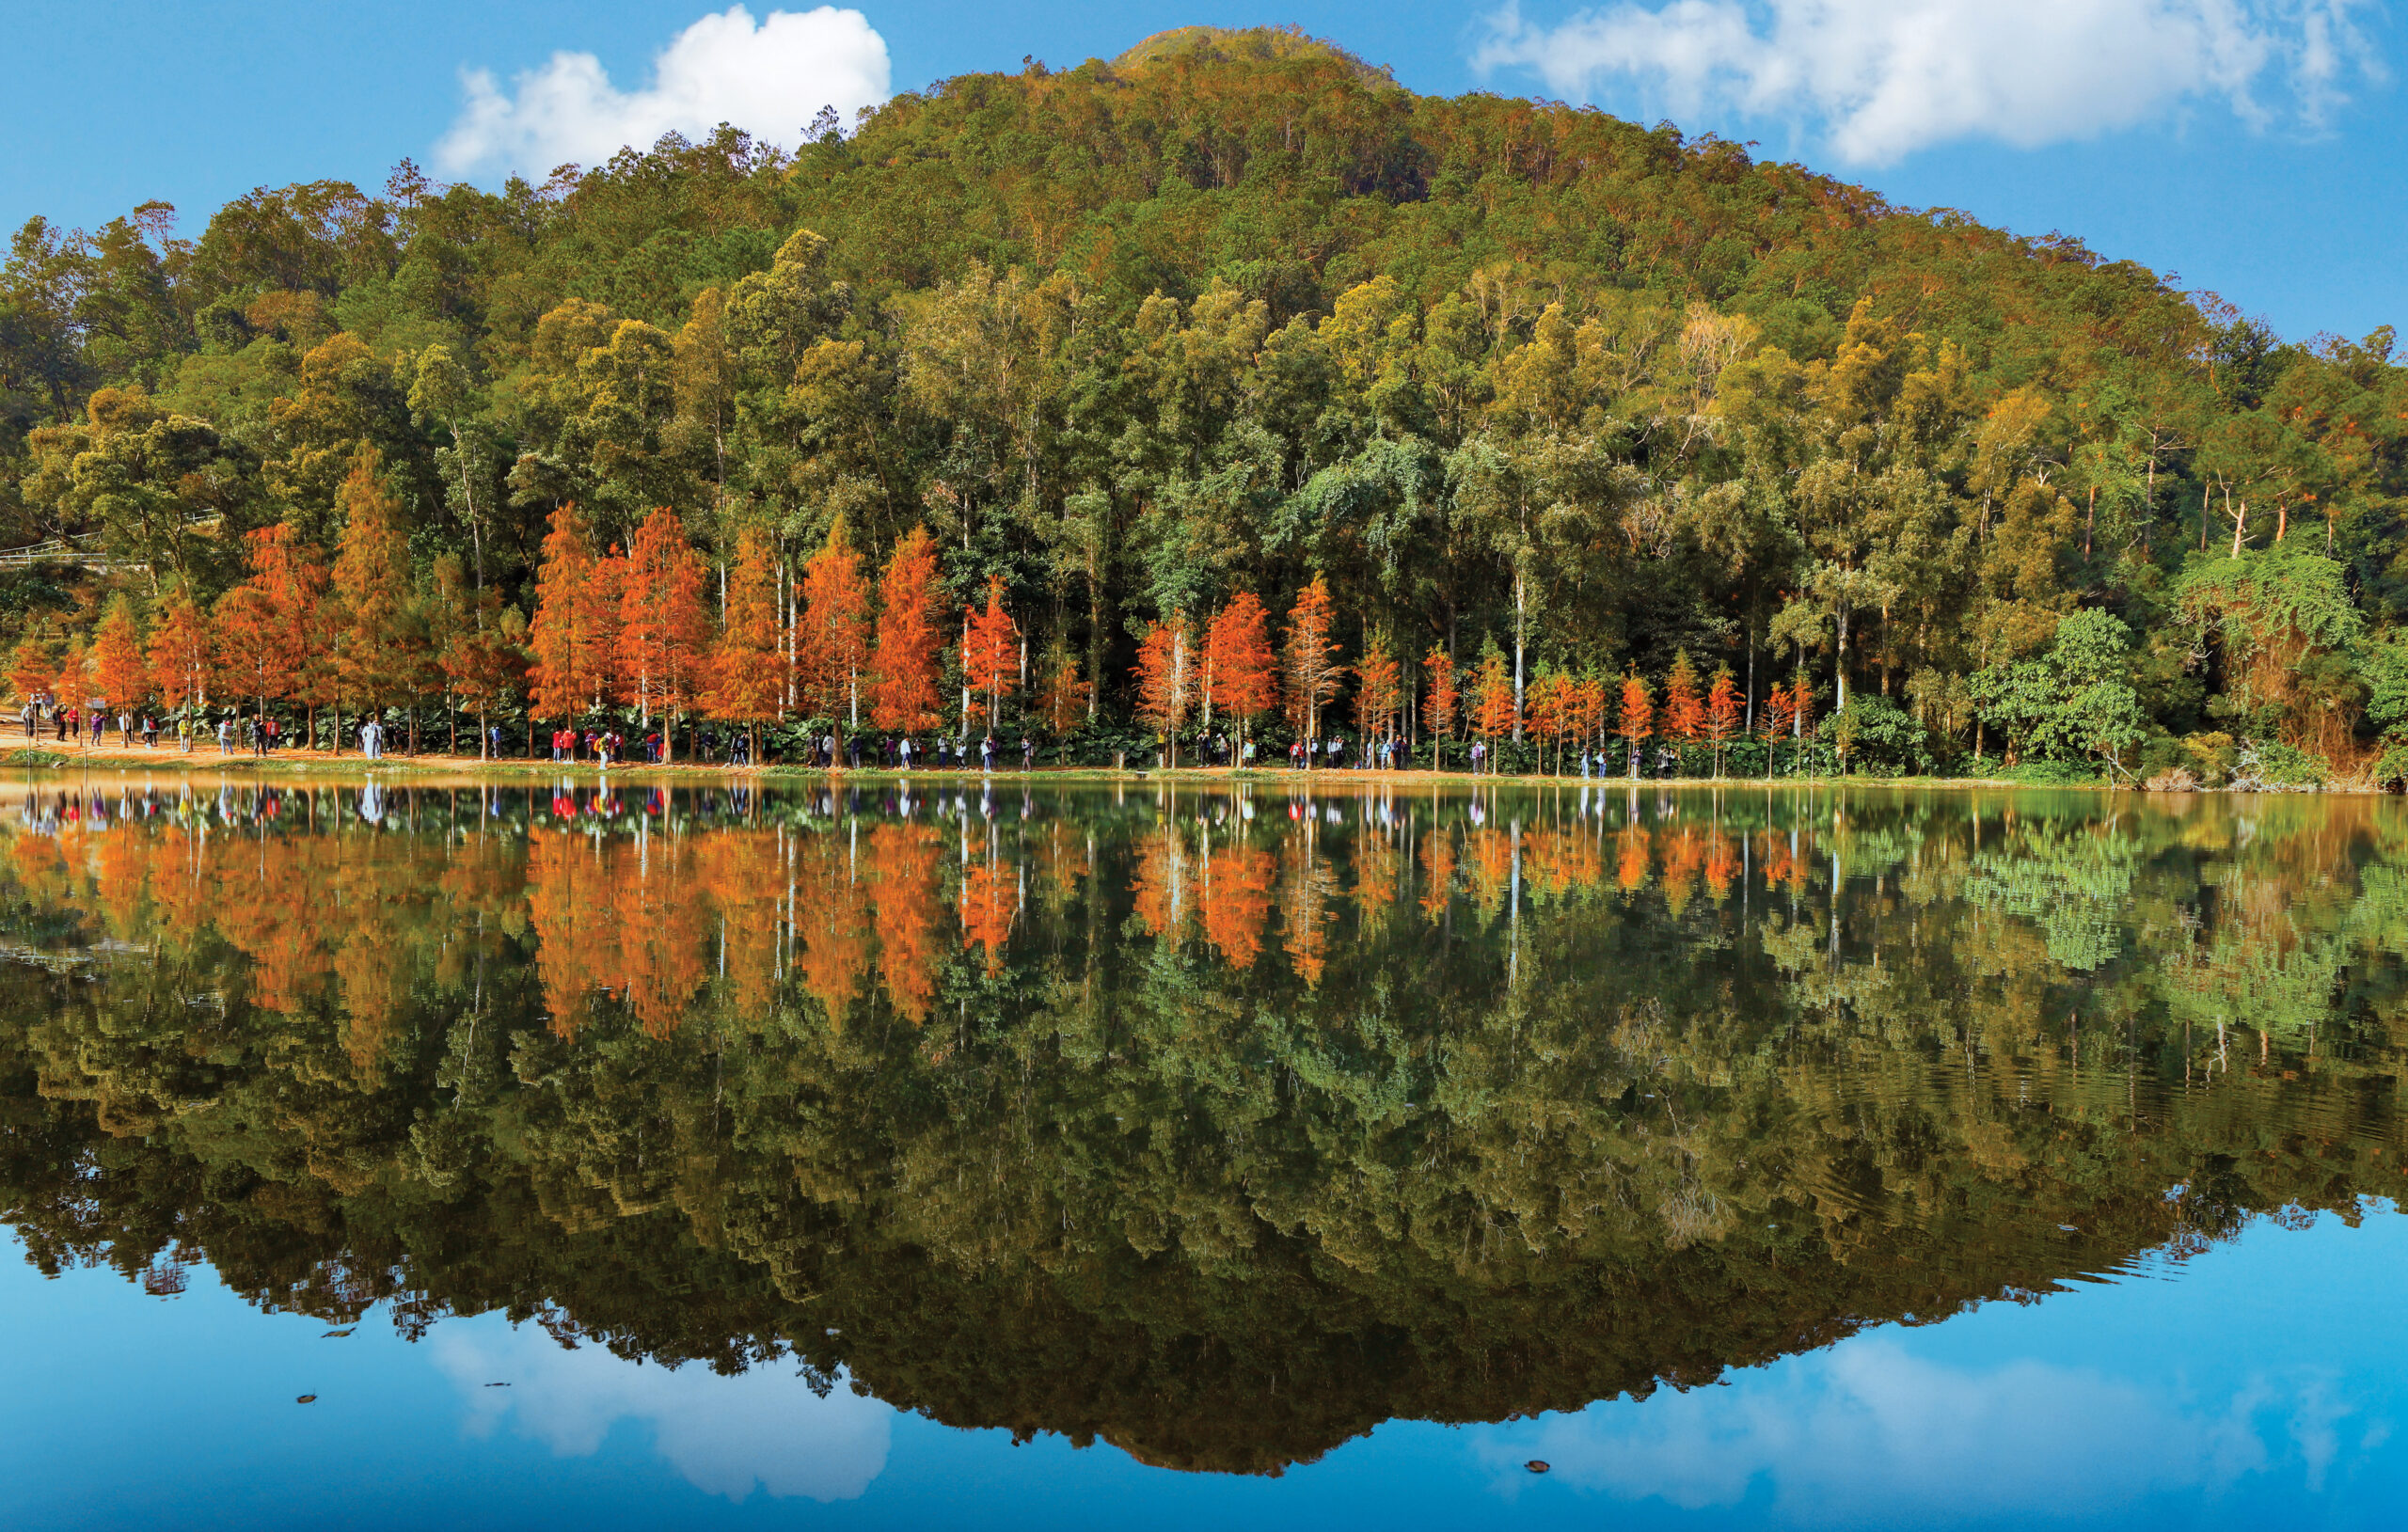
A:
528;503;599;727
447;600;529;759
242;524;330;744
1033;640;1091;739
1132;613;1194;765
705;526;784;757
1203;591;1277;758
7;639;51;710
1703;663;1743;776
1617;670;1655;780
800;518;869;732
1354;640;1403;748
332;450;416;734
1526;668;1574;773
1283;574;1343;747
617;506;710;757
1765;681;1799;775
91;597;148;719
1662;650;1705;745
870;526;944;734
960;576;1019;734
1422;646;1459;768
1471;645;1515;768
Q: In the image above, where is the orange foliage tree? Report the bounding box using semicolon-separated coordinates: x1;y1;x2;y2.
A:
332;450;420;737
210;585;279;727
1354;640;1402;748
90;597;149;718
869;525;944;734
1703;662;1743;776
1282;574;1343;743
959;576;1019;734
1470;647;1516;768
1525;669;1574;773
1203;591;1277;757
528;503;610;728
1034;640;1092;738
1132;612;1194;765
1422;646;1459;768
1661;650;1704;749
246;524;330;741
617;507;711;757
1616;669;1654;779
211;525;326;738
447;604;529;757
1575;673;1609;766
8;639;51;709
705;525;785;756
800;518;868;733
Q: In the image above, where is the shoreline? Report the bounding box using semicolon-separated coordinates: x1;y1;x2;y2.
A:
0;742;2377;794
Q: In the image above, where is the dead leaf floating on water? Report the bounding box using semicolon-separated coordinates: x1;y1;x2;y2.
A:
295;1395;317;1404
322;1328;354;1338
1525;1461;1549;1474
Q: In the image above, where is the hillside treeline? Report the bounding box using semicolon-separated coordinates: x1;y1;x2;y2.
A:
3;25;2406;776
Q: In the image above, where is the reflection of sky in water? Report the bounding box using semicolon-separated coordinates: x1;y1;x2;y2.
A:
430;1326;890;1503
8;1208;2406;1529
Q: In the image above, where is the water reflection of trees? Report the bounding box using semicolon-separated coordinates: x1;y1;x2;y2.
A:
0;780;2404;1473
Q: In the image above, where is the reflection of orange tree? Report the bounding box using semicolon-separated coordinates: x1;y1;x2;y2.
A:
1352;827;1400;922
1201;842;1275;970
1703;831;1738;902
1466;826;1513;921
959;854;1015;976
1615;824;1652;892
1130;826;1189;942
1280;833;1335;987
1523;824;1605;898
525;827;610;1038
867;823;945;1023
1032;819;1090;911
614;835;713;1038
1418;825;1455;922
699;829;812;1025
1660;827;1704;914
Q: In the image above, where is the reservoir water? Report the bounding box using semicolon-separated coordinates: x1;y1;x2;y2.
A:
2;774;2403;1528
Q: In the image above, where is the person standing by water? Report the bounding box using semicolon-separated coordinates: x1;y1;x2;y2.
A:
1022;736;1036;771
360;719;382;760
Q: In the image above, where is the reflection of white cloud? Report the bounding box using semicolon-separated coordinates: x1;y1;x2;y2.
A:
1475;1341;2371;1522
433;1324;891;1503
436;6;891;176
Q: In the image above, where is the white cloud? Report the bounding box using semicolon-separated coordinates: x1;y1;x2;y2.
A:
436;6;891;176
1473;0;2384;164
432;1321;893;1503
1470;1340;2374;1521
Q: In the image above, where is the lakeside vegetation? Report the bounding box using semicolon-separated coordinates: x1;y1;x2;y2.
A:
4;26;2407;783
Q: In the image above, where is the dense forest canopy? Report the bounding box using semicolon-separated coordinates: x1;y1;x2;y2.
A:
4;24;2407;776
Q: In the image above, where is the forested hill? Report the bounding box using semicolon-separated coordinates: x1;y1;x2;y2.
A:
4;24;2406;776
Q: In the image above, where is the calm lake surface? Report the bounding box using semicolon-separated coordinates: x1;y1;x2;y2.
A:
4;774;2406;1529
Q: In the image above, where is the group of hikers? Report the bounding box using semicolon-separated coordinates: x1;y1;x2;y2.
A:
541;728;1040;772
15;695;264;753
9;694;1638;778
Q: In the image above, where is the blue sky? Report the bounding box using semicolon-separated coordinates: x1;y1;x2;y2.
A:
8;1;2400;344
